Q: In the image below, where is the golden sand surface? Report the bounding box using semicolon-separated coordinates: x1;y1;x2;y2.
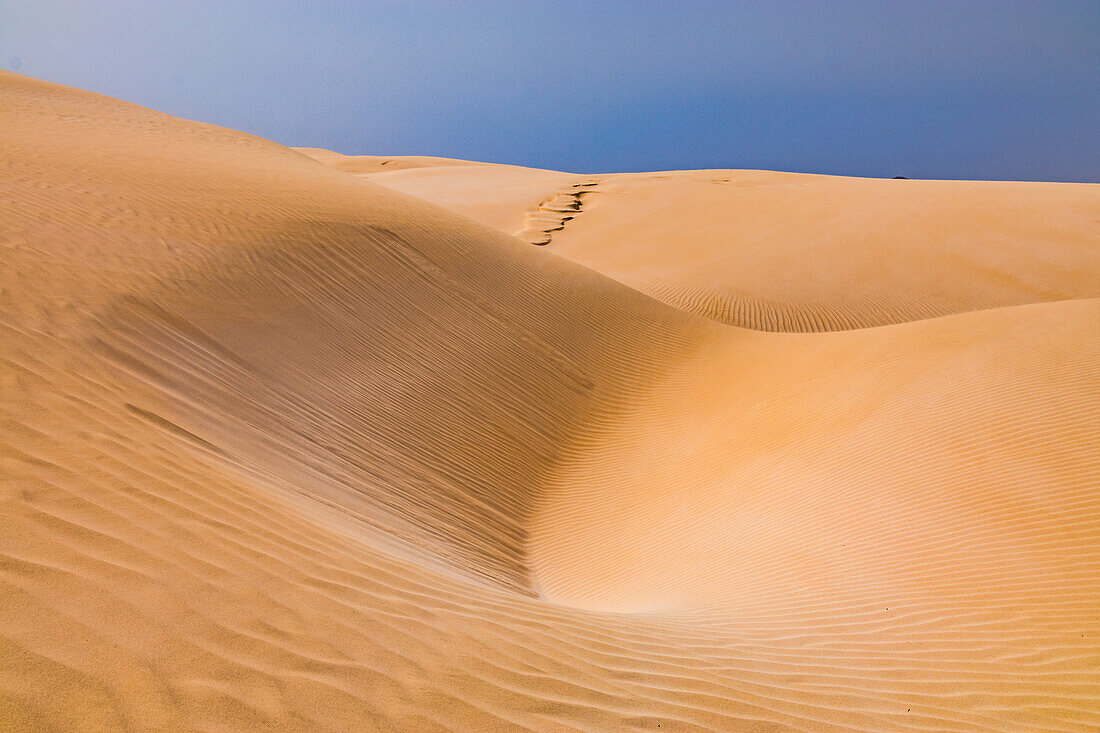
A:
4;72;1100;731
305;151;1099;331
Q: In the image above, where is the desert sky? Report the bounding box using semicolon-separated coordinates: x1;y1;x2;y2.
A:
2;3;1100;732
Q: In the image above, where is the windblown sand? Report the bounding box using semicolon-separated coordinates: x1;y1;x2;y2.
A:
4;72;1100;731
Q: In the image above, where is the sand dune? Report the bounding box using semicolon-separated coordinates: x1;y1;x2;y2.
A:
311;154;1099;331
3;71;1100;731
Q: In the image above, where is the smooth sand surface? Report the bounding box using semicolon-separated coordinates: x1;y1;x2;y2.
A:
4;72;1100;731
314;155;1099;331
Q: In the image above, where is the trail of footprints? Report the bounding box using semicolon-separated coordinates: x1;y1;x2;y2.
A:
516;179;600;245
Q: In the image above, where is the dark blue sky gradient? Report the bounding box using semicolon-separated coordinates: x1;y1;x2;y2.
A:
2;1;1097;180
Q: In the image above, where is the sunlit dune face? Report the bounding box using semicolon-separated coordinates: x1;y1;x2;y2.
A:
4;71;1099;731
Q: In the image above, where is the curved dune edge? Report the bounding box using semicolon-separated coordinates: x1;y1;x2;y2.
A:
3;71;1100;731
529;298;1100;614
308;152;1100;332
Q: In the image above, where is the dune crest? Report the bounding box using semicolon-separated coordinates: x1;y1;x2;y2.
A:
4;72;1100;731
310;153;1099;331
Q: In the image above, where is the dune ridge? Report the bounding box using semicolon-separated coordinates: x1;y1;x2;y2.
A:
3;71;1100;731
313;155;1099;331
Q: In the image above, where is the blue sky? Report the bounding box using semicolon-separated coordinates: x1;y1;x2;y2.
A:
2;1;1097;180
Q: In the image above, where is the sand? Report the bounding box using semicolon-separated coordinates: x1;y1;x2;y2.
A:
305;154;1099;331
3;71;1099;731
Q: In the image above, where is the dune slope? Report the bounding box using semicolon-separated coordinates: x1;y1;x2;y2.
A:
312;155;1100;331
3;72;1100;731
